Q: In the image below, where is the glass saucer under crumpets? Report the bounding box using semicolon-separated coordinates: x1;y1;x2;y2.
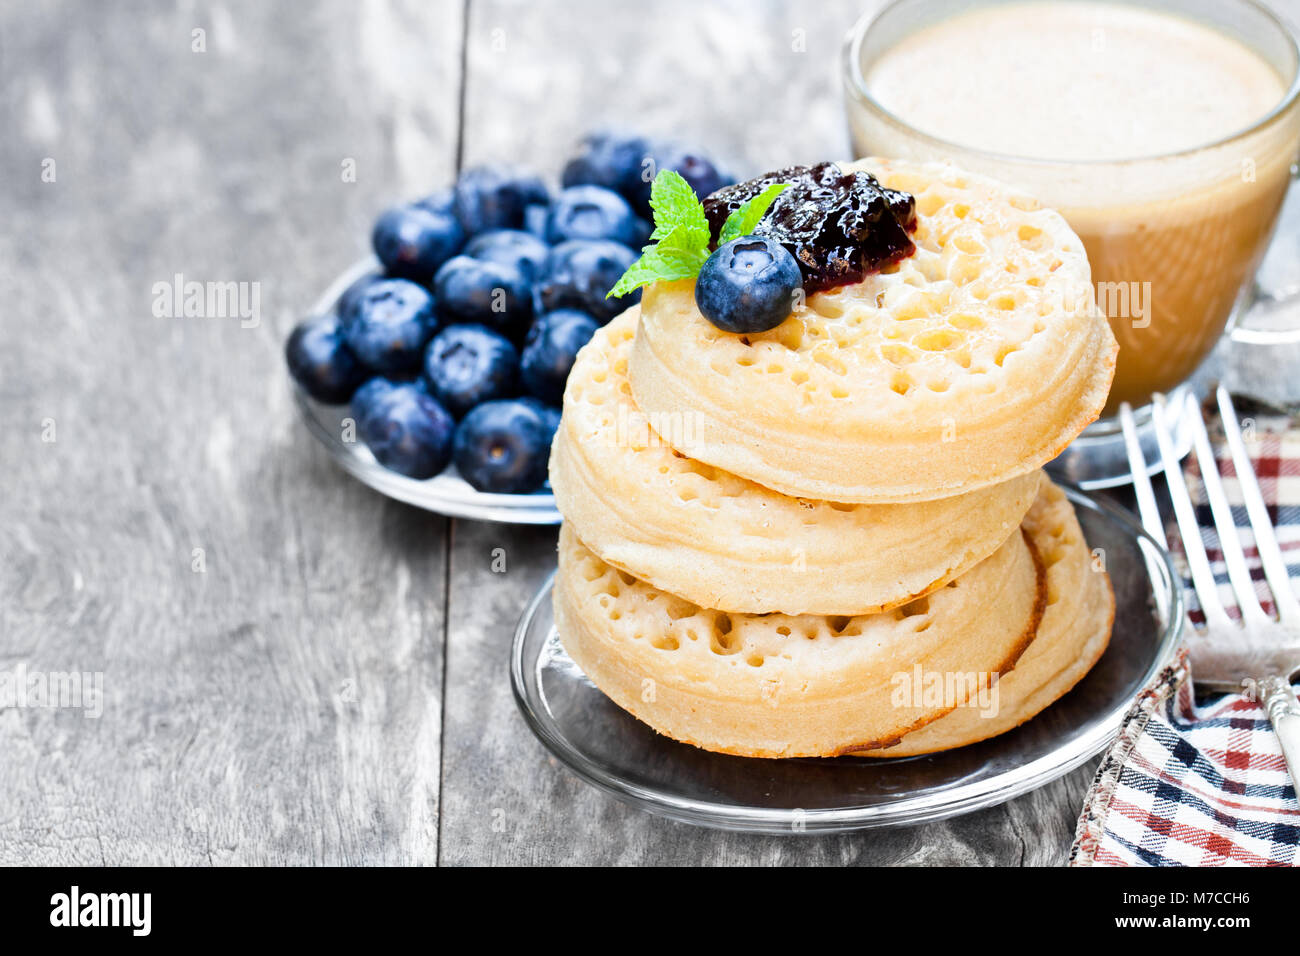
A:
293;258;561;525
512;486;1181;833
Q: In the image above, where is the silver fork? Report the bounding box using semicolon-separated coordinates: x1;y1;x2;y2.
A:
1120;385;1300;792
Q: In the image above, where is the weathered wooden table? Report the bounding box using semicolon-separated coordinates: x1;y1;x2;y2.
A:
4;0;1299;865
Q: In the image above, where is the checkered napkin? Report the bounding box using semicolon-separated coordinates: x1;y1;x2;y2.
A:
1070;404;1300;867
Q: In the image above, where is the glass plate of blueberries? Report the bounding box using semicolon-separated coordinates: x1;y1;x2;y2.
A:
285;133;732;524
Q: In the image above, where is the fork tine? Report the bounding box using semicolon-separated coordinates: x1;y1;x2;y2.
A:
1121;402;1184;625
1185;391;1271;626
1216;385;1300;625
1119;402;1168;548
1152;393;1236;631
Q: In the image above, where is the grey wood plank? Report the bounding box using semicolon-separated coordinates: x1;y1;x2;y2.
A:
0;0;464;864
439;0;1095;866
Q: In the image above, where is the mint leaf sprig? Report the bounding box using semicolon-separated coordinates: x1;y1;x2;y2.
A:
607;172;787;299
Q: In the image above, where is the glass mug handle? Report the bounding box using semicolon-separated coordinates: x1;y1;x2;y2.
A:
1230;158;1300;345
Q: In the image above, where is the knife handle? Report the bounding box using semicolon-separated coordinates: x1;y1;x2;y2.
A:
1259;675;1300;799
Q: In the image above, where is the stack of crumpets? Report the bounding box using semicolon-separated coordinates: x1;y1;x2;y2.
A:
548;158;1118;758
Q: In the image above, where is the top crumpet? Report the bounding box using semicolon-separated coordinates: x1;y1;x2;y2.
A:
627;158;1117;504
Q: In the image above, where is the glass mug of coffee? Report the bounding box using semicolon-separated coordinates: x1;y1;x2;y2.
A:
843;0;1300;486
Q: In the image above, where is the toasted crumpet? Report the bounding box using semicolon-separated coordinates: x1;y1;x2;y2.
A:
551;308;1042;614
629;159;1117;504
553;505;1048;758
864;481;1114;756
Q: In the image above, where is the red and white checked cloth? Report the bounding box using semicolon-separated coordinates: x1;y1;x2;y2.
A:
1071;406;1300;867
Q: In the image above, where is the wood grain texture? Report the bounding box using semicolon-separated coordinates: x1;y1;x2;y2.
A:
0;0;465;865
4;0;1298;866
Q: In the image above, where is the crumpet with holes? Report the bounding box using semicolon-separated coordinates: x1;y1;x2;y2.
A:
550;308;1043;615
864;480;1114;756
552;508;1047;759
629;158;1117;504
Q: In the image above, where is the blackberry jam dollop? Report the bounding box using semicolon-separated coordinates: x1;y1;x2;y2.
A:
702;163;917;294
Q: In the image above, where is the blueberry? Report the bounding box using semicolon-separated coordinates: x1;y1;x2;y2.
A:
422;324;519;418
664;147;732;200
628;216;653;250
561;130;653;194
350;379;455;479
622;145;732;216
350;376;397;430
531;400;563;465
372;200;465;282
340;278;437;373
520;309;599;405
465;229;551;280
453;165;549;235
285;314;367;404
562;132;732;215
433;255;535;338
537;402;561;437
545;185;641;246
694;235;802;334
337;273;382;320
452;398;557;494
523;203;550;240
415;187;457;217
528;397;562;450
538;240;639;322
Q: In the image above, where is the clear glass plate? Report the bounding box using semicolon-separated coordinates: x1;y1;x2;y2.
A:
294;257;561;525
511;486;1183;832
